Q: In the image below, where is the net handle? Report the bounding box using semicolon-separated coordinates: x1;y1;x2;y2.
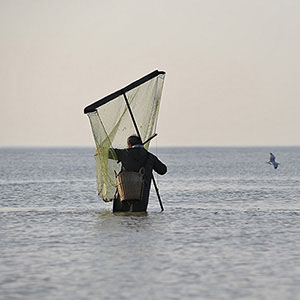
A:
123;93;164;212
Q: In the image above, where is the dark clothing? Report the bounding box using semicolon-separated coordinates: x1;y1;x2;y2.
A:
111;147;167;212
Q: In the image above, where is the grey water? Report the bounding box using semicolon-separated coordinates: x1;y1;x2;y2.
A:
0;147;300;300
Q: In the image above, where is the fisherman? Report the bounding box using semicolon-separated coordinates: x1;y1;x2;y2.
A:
110;135;167;212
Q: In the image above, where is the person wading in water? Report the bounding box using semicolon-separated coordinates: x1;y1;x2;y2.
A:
110;135;167;212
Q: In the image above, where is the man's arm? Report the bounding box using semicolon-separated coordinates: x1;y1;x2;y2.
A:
108;148;122;161
153;156;167;175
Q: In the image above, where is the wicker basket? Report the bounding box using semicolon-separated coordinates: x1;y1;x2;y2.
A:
116;169;144;201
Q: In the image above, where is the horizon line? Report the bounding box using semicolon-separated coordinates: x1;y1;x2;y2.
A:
1;144;300;149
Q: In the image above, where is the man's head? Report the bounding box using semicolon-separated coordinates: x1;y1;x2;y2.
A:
127;135;142;148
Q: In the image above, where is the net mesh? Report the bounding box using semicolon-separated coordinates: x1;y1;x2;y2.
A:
87;73;165;202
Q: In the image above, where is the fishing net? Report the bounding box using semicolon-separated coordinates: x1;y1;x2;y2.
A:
85;71;165;202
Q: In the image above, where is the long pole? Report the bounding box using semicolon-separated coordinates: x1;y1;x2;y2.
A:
123;93;164;211
142;133;157;145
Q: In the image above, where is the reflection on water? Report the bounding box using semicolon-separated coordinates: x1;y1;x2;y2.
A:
112;211;148;217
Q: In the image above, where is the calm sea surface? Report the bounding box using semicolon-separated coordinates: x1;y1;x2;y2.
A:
0;147;300;300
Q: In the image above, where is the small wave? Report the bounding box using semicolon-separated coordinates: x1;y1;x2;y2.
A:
0;206;102;214
0;206;58;213
0;179;94;186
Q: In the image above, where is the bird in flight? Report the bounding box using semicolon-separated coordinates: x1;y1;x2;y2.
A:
267;152;279;169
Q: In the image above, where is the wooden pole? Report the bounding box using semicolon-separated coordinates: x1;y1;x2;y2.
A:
123;93;164;211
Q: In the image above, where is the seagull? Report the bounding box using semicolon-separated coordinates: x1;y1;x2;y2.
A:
267;152;279;169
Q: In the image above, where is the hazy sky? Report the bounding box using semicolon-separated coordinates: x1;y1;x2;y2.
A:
1;0;300;147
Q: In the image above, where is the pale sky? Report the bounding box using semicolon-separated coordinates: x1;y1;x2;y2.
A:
1;0;300;147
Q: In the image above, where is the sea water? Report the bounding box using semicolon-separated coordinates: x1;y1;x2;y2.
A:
0;147;299;300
